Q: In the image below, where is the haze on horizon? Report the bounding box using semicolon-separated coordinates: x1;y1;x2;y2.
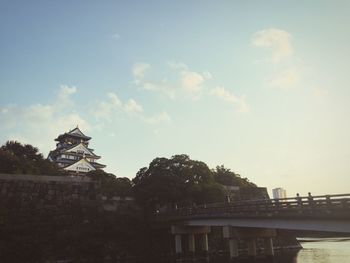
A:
1;1;350;197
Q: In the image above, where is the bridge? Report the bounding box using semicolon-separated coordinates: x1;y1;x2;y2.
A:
155;193;350;259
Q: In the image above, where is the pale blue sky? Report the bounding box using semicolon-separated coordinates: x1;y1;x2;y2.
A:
1;1;350;197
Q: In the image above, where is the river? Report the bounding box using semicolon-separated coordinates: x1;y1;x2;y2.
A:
295;237;350;263
155;237;350;263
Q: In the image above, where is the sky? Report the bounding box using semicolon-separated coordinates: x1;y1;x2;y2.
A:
1;1;350;197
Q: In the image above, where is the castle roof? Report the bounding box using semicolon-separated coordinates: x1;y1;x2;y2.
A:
61;142;100;158
55;127;91;141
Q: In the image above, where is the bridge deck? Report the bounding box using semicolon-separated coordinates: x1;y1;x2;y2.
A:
156;193;350;222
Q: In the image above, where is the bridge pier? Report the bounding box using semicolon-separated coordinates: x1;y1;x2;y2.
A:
201;233;209;253
175;234;182;254
223;226;239;259
247;238;257;258
171;226;211;256
264;237;274;257
228;238;239;259
223;226;276;259
188;233;195;254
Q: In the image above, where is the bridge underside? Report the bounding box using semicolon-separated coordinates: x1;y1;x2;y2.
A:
183;218;350;234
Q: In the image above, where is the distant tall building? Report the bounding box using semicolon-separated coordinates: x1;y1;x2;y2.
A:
272;187;287;199
48;126;106;174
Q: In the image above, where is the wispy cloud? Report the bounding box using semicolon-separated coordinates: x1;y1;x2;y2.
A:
93;92;143;121
132;62;151;79
252;28;293;63
180;70;206;92
252;28;305;92
0;85;90;155
131;61;249;112
124;99;143;113
210;86;249;113
143;111;171;124
93;92;171;125
132;61;213;99
132;62;176;99
268;68;300;90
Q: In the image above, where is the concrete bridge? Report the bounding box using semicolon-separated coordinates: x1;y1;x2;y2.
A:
155;193;350;259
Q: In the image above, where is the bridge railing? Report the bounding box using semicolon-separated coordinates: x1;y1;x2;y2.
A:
155;193;350;220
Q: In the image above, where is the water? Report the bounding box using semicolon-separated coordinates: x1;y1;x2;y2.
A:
158;238;350;263
296;237;350;263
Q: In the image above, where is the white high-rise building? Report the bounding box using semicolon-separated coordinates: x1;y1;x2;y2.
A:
272;188;287;199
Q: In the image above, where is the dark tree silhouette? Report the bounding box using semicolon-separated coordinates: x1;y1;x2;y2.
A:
213;165;256;188
0;141;65;175
86;170;132;197
132;154;226;212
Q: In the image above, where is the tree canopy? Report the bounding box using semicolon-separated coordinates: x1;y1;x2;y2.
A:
86;170;132;197
132;154;226;211
0;141;65;175
213;165;256;188
0;140;259;206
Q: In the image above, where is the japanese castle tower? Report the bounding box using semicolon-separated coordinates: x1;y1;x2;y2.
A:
48;127;106;174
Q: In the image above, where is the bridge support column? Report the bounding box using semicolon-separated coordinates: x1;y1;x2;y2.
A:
247;239;257;258
223;226;239;259
201;233;209;253
188;233;195;254
228;238;239;259
175;234;182;255
264;237;274;257
171;226;210;256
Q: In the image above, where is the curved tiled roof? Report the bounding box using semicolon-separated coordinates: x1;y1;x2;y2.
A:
55;127;91;141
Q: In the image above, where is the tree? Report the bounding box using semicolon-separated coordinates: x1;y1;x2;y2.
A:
0;148;20;173
132;154;226;212
0;141;65;175
86;170;132;197
213;165;256;188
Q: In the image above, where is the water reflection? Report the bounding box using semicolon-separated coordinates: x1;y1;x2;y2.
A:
173;251;299;263
160;238;349;263
108;239;349;263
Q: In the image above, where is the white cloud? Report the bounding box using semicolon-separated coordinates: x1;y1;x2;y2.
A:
180;70;205;92
210;87;237;103
210;86;249;113
124;99;143;113
252;28;293;63
132;62;151;79
0;85;90;155
93;92;170;125
107;92;122;107
203;71;213;79
137;79;176;99
93;92;143;120
55;85;77;109
143;111;171;124
132;62;212;99
268;68;300;90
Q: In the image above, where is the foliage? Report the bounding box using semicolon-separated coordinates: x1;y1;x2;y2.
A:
86;170;132;197
0;141;66;175
132;154;226;211
213;165;257;188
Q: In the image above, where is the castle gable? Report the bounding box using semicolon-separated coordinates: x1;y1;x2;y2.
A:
64;158;96;173
64;143;96;157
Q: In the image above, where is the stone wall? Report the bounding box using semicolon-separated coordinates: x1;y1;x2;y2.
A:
0;174;141;262
0;173;99;211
